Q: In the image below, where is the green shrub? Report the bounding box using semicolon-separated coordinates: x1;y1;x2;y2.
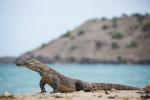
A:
78;30;85;36
95;41;103;50
40;43;46;48
67;57;76;62
111;42;119;49
117;56;127;63
111;32;123;39
112;17;118;28
70;46;77;51
101;17;107;20
127;41;138;48
102;25;109;30
128;25;138;31
132;13;142;17
122;14;128;17
108;32;113;35
54;55;61;60
61;31;71;38
142;23;150;32
132;13;145;23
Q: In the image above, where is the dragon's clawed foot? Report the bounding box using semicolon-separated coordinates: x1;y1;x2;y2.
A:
37;91;47;95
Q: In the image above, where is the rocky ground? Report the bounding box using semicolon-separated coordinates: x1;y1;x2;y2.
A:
0;90;150;100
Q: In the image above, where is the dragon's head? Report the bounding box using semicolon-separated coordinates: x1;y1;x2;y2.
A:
16;57;46;73
16;57;36;66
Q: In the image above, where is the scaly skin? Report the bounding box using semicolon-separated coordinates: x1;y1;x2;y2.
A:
16;57;140;93
75;80;139;92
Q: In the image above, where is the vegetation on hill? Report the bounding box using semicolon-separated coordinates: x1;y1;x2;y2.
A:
17;13;150;64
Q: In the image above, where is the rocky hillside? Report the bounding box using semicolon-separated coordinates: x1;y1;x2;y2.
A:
0;57;16;64
20;14;150;64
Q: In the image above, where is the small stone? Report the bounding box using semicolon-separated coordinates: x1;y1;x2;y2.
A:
52;95;63;98
98;95;102;98
111;88;117;92
108;94;118;99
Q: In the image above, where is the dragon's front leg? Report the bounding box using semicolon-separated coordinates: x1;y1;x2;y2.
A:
39;78;47;93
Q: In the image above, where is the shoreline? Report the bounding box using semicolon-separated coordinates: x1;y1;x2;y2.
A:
0;90;150;100
0;61;150;65
0;56;150;65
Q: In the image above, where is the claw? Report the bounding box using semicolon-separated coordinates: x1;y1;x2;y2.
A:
37;91;46;95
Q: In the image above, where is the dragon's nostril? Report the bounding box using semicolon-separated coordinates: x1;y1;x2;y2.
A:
16;60;23;66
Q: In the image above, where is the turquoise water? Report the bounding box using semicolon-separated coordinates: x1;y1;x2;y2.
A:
0;64;150;94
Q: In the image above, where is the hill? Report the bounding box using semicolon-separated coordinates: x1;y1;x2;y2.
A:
0;57;16;64
19;14;150;64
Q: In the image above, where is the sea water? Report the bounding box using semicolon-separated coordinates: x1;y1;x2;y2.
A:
0;64;150;94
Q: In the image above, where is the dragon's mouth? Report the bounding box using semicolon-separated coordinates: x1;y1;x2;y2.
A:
16;60;25;66
16;63;22;66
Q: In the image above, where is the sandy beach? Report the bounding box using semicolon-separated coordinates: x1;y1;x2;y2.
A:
0;90;150;100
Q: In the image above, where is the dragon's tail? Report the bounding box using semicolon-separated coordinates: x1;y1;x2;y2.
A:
92;83;140;90
75;81;140;92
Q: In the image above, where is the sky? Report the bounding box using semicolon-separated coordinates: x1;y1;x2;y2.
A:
0;0;150;57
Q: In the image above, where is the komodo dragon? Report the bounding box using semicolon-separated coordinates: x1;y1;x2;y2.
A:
16;57;141;93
